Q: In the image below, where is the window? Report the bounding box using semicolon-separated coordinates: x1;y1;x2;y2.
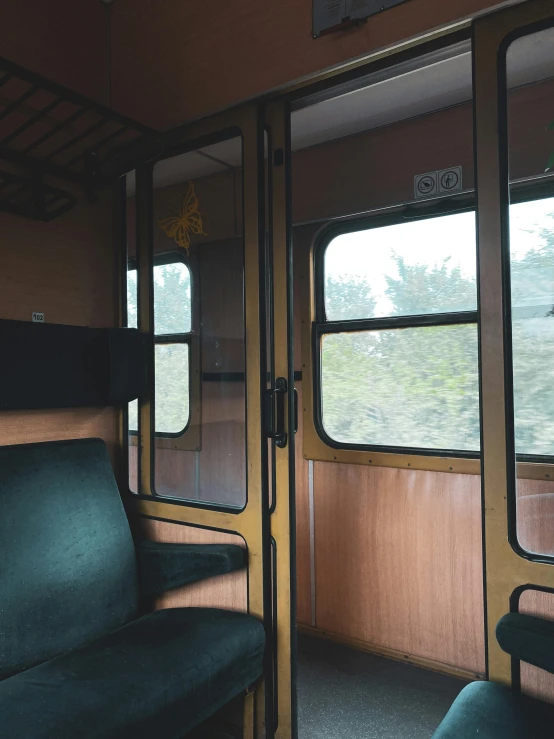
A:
315;195;554;458
128;253;192;436
316;210;480;455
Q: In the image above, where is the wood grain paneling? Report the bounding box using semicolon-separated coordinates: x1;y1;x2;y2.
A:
0;185;119;456
520;589;554;704
313;462;485;675
111;0;502;128
141;518;248;613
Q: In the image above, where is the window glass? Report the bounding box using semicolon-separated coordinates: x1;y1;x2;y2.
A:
510;198;554;458
155;344;190;434
321;325;480;451
127;257;192;436
324;212;478;321
126;262;191;334
127;269;138;330
154;262;191;335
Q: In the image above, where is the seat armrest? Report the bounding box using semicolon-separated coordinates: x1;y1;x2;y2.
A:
496;613;554;675
136;540;247;596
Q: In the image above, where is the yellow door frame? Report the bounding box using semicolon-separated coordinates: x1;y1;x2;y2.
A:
130;104;272;737
474;0;554;684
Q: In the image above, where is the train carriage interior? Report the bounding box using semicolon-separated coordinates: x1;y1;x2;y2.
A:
1;1;554;738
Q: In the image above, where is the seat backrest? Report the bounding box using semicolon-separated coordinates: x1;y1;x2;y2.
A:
0;438;138;679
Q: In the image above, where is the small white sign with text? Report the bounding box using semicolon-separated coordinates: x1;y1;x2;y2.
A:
414;166;462;199
32;312;45;323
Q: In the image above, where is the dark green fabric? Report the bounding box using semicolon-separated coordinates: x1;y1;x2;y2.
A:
497;613;554;675
432;681;554;738
137;540;247;596
0;608;265;739
0;439;138;679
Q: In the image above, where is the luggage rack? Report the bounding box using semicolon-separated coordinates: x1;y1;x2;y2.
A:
0;56;164;220
0;169;76;221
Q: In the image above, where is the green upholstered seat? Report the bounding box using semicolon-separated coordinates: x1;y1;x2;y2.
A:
0;608;265;739
432;680;554;738
496;613;554;676
137;540;247;596
0;438;264;737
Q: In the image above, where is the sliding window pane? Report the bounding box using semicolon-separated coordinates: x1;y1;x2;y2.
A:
320;324;480;451
324;212;477;321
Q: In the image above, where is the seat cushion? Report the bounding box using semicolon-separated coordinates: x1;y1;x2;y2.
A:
137;540;247;596
432;681;554;739
0;439;138;679
0;608;265;739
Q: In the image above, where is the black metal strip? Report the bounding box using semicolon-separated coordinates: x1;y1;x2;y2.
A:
0;146;85;185
21;107;87;154
317;310;478;335
0;73;12;89
0;97;62;146
201;370;303;382
0;84;39;122
66;125;128;168
45;118;105;161
0;55;155;135
154;334;191;345
0;183;27;205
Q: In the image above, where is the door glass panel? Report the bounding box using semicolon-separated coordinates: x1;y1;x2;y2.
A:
150;135;246;508
125;171;138;492
155;343;190;434
506;27;554;556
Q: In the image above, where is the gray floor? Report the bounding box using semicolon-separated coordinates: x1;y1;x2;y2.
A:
298;635;469;739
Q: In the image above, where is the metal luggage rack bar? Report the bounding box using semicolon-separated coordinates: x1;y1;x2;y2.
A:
0;169;76;221
0;56;164;219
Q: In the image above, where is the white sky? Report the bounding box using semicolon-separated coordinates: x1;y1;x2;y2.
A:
325;197;554;314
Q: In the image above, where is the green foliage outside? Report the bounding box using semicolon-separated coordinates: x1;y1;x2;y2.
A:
322;210;554;456
126;210;554;456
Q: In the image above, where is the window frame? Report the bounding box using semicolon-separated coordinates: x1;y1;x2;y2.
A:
302;187;554;478
313;201;480;460
129;248;201;451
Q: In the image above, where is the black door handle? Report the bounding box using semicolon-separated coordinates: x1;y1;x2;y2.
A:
266;377;288;449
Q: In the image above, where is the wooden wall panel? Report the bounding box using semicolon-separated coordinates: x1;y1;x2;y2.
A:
292;104;474;224
1;0;108;102
111;0;505;128
0;185;120;456
520;590;554;704
313;462;485;675
141;519;248;613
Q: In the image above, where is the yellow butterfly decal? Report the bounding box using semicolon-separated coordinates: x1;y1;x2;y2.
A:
157;181;206;253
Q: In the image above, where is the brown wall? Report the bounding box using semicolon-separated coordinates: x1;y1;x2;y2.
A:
0;3;118;455
110;0;508;128
1;0;108;102
0;183;121;458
